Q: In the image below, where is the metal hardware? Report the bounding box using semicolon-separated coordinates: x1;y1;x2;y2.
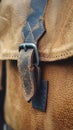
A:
19;43;39;66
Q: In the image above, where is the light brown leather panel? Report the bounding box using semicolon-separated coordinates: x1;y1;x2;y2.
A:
4;59;73;130
0;0;31;60
39;0;73;61
0;0;73;61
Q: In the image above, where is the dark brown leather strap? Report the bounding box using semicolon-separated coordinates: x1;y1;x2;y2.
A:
18;0;48;111
32;80;49;112
18;49;40;101
18;49;35;101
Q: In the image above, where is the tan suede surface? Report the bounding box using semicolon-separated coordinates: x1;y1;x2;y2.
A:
0;0;73;61
4;59;73;130
0;0;73;130
0;0;31;60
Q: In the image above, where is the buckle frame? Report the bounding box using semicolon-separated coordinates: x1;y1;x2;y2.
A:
19;43;39;66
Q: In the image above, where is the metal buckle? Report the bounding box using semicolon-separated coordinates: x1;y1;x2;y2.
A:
19;43;39;66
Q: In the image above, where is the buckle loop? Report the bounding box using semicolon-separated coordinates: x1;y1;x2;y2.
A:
19;43;39;66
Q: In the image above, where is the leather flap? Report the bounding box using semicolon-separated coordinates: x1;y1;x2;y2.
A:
0;0;73;61
39;0;73;61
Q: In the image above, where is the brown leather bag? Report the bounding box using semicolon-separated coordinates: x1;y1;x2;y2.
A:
0;0;73;130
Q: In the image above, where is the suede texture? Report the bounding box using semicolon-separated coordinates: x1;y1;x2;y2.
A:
0;0;31;60
0;0;73;61
4;59;73;130
0;0;73;130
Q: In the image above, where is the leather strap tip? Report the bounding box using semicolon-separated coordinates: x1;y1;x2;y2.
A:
24;95;33;102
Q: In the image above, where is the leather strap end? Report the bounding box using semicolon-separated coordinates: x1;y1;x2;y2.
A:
18;49;36;102
23;66;36;102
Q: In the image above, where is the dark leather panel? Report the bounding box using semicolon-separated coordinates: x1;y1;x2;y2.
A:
32;80;48;112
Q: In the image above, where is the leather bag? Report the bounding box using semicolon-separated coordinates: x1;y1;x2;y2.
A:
0;0;73;130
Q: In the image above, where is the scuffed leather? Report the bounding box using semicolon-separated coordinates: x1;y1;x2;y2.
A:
18;49;36;102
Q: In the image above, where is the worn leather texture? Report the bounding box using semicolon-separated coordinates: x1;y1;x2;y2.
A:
4;59;73;130
18;49;36;102
0;0;73;61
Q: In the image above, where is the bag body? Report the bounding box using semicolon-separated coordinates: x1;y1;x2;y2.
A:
4;59;73;130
